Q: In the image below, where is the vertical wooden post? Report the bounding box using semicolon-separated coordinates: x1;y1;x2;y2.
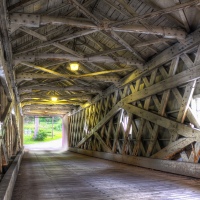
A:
52;116;54;138
34;117;39;139
19;114;23;147
62;115;69;151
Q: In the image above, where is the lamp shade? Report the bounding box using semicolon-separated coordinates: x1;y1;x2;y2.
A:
51;97;58;101
70;62;79;71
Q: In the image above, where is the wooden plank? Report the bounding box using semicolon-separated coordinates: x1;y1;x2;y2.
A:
69;148;200;178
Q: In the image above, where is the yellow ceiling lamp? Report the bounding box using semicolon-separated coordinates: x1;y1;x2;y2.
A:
70;62;79;71
51;97;58;102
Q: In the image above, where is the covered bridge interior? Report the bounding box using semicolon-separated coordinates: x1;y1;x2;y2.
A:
1;0;200;199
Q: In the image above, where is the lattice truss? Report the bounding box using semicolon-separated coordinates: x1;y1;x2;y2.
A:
3;0;200;162
69;44;200;162
0;83;22;174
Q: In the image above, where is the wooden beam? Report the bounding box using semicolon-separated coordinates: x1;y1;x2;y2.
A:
0;1;20;106
1;101;12;122
88;38;174;57
176;81;196;124
122;112;132;154
111;0;199;27
76;103;121;147
146;57;179;157
121;103;200;141
10;13;186;40
112;110;124;153
151;138;195;159
16;72;120;83
68;0;100;24
121;64;200;105
14;29;98;55
20;94;92;102
94;132;112;153
109;31;145;62
53;43;83;58
15;54;143;66
8;0;39;12
120;27;200;87
19;85;102;94
19;27;48;41
21;101;82;107
20;62;132;78
174;0;190;32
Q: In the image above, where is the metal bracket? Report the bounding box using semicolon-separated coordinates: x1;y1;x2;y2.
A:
9;13;40;27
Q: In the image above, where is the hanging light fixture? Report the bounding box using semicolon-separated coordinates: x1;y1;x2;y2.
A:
70;62;79;71
51;97;58;102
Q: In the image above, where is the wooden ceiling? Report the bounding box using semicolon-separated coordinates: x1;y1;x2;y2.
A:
3;0;200;116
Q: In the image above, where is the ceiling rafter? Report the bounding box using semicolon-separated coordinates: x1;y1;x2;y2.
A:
9;13;187;40
14;29;97;55
8;0;39;12
93;7;159;54
20;93;92;102
173;0;190;32
19;84;102;94
11;0;95;53
16;71;120;83
67;0;145;62
111;0;199;27
14;53;144;66
4;0;200;117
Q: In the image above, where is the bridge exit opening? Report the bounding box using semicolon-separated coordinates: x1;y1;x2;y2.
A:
23;116;63;150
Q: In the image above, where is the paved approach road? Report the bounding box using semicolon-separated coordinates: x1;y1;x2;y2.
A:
24;138;62;151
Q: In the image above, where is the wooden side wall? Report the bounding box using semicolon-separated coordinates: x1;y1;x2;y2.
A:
68;44;200;165
0;82;22;175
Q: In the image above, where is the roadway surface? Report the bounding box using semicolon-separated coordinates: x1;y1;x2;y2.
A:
12;141;200;200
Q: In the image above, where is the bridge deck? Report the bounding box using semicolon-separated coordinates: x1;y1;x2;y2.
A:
12;150;200;200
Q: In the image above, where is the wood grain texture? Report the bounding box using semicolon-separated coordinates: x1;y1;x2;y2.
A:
12;150;200;200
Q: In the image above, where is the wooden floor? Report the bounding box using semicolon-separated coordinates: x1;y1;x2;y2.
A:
12;150;200;200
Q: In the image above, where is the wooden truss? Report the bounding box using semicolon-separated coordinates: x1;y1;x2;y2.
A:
69;39;200;163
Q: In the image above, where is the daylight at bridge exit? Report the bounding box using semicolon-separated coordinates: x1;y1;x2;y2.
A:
1;0;200;200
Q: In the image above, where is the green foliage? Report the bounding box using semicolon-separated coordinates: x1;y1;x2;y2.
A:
24;131;62;144
54;121;62;131
23;117;63;144
34;130;48;141
24;116;35;124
